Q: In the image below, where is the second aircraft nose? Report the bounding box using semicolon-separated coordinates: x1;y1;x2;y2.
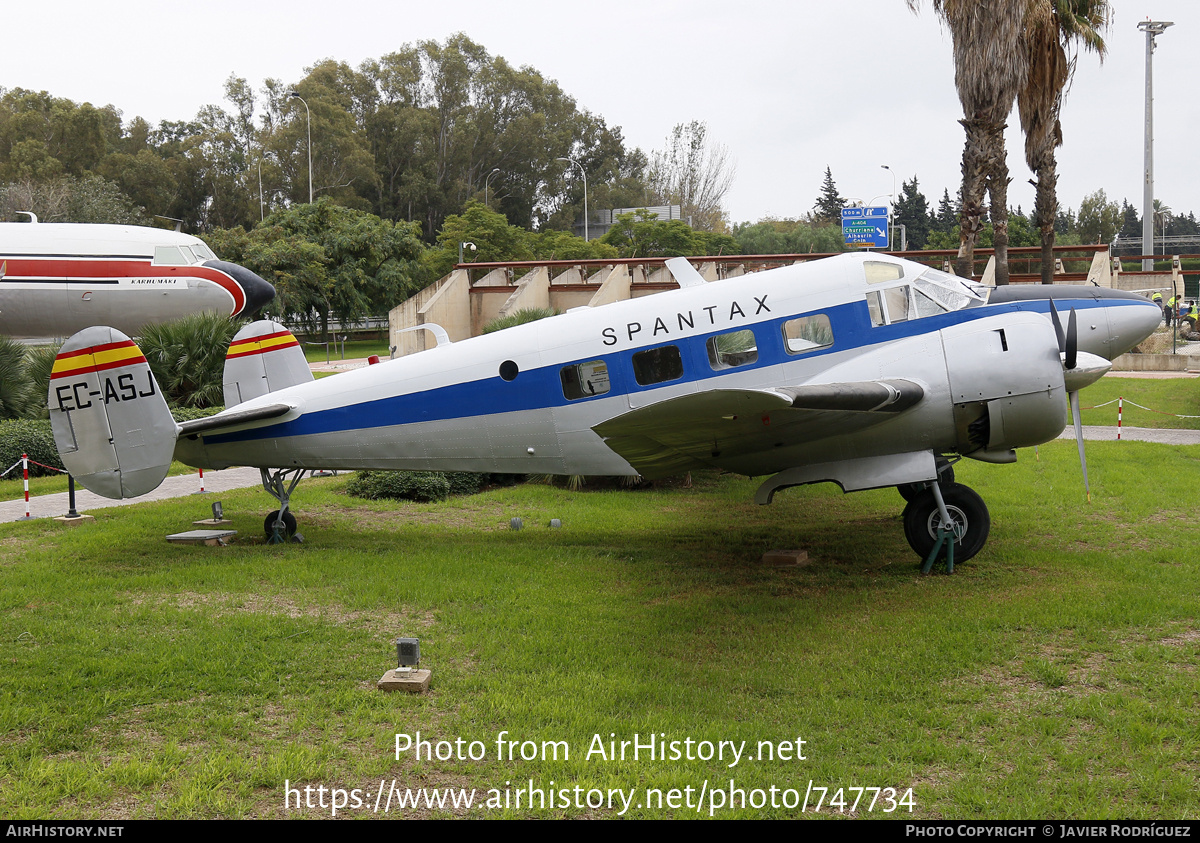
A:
205;260;276;317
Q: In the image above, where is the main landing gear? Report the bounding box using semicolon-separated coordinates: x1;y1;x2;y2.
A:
896;459;990;570
262;468;306;543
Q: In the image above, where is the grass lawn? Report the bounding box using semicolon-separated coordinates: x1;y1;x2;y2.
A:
301;339;391;365
1;441;1197;819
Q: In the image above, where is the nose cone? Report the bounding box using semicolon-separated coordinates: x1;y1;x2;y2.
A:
204;260;276;317
1108;297;1164;358
989;285;1164;360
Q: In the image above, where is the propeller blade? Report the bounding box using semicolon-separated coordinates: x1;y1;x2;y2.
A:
1065;308;1078;371
1049;299;1066;353
1070;390;1090;502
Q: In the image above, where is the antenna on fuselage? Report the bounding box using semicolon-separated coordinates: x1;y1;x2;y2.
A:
154;215;184;232
14;211;38;223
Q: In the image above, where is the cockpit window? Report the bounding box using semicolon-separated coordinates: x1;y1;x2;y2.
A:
867;285;912;326
191;242;217;261
152;245;187;266
913;267;989;311
864;261;905;284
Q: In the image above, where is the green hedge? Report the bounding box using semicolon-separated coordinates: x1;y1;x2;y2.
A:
345;470;493;503
0;419;62;479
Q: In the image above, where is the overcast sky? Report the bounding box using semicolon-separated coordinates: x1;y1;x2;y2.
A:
2;1;1195;226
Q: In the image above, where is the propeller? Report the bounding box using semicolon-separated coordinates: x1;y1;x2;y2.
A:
1049;298;1109;502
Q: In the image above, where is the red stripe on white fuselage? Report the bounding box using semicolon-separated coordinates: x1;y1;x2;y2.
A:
0;256;246;314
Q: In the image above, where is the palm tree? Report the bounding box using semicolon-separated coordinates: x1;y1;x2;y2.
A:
907;0;1032;285
1019;0;1110;283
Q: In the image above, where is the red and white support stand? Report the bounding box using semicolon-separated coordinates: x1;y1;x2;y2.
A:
193;467;208;495
1117;397;1123;440
20;453;31;520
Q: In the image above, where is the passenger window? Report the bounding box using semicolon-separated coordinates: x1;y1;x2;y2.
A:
561;360;611;400
632;345;683;386
782;314;834;355
707;329;758;370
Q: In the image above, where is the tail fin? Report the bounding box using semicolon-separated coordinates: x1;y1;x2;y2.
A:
48;327;178;499
223;320;313;407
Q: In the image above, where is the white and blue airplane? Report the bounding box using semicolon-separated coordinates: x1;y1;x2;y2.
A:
45;252;1160;563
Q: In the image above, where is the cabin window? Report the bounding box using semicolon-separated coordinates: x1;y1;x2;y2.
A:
782;314;834;355
152;245;187;266
561;360;612;400
632;345;683;386
706;329;758;370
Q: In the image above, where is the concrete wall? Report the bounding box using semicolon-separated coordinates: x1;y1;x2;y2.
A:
388;269;472;356
1111;352;1200;372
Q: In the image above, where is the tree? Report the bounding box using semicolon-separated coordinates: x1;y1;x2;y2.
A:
0;175;148;224
893;176;932;249
1018;0;1110;282
908;0;1030;284
598;209;734;258
646;121;735;232
206;200;425;339
812;167;844;224
732;218;845;255
1076;189;1120;245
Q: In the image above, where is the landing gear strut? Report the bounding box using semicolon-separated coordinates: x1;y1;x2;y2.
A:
261;468;306;543
902;481;990;570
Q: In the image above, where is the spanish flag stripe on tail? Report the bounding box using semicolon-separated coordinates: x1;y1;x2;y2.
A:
50;341;146;380
226;331;301;360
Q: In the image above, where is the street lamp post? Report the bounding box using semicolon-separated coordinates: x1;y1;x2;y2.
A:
556;157;588;240
1138;20;1173;271
287;91;313;204
881;164;897;250
485;168;500;206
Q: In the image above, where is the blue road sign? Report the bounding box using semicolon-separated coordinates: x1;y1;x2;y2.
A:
841;206;889;248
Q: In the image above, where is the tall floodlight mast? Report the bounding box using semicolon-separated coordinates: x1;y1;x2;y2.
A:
1138;20;1172;270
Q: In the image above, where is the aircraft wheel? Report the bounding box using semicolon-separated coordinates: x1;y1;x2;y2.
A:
264;509;298;541
902;482;989;563
897;460;955;502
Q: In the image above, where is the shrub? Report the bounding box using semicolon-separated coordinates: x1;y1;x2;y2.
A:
346;470;451;503
345;469;492;502
0;419;62;478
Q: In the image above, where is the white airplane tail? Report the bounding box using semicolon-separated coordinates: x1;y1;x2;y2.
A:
48;327;178;499
222;320;313;407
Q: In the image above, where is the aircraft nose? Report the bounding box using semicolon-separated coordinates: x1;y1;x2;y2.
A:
1110;296;1164;357
205;260;276;317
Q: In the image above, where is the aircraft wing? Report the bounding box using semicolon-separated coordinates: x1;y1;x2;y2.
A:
592;380;924;478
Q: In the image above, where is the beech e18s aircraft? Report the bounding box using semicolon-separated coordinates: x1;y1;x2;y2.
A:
0;218;275;337
46;252;1160;563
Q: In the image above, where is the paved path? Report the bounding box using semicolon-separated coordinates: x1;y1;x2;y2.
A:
6;422;1200;524
0;467;263;523
1057;425;1200;446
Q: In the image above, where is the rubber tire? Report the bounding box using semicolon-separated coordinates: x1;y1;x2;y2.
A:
902;482;989;563
264;509;298;540
897;460;955;502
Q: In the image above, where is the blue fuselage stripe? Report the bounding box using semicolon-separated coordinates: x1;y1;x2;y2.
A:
204;296;1144;445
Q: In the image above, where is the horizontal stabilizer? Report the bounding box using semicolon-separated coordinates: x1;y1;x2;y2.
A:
47;326;177;499
178;402;294;437
223;320;312;407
